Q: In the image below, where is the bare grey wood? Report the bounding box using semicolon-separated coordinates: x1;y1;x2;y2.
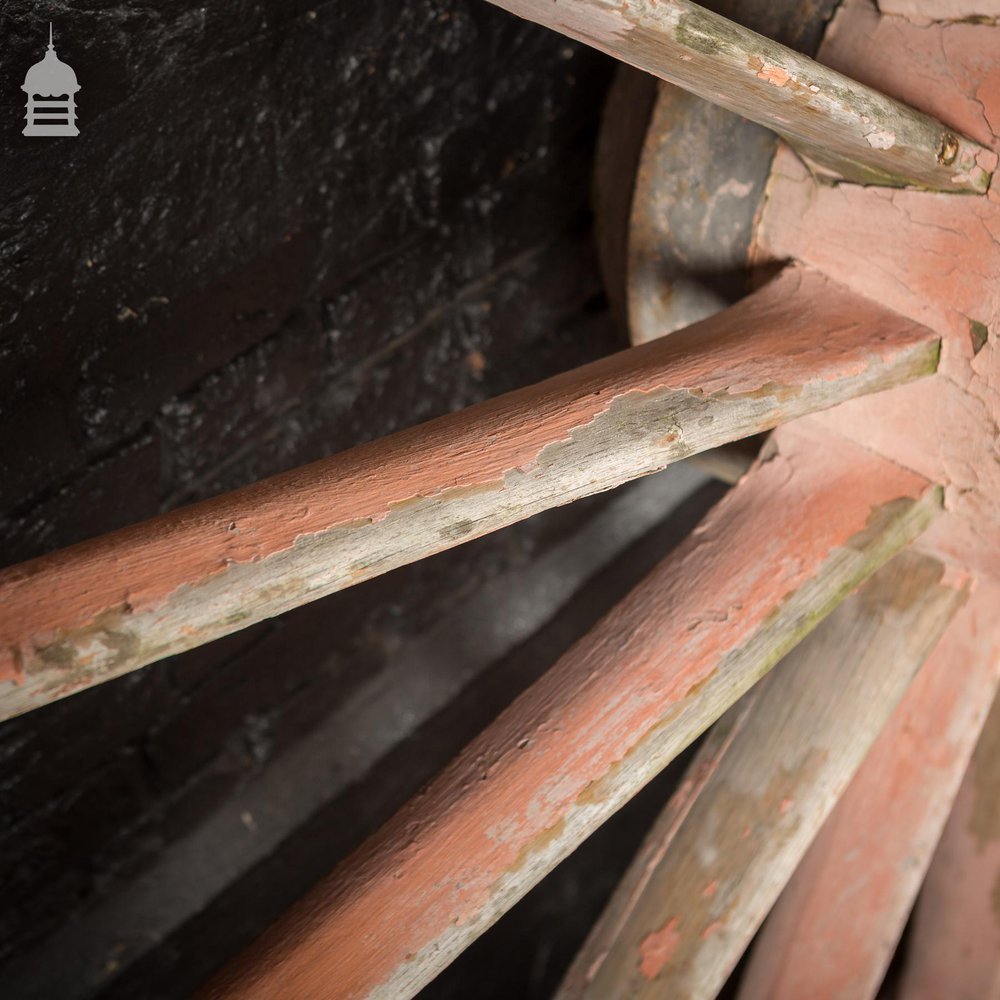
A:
487;0;994;193
557;549;967;1000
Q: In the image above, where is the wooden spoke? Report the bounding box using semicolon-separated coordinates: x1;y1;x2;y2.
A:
485;0;995;193
556;549;966;1000
199;424;940;1000
0;265;938;722
736;578;1000;1000
898;682;1000;999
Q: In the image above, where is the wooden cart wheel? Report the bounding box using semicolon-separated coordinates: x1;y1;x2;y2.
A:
2;2;1000;998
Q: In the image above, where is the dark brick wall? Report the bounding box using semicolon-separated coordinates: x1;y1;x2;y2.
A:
0;2;635;994
0;0;617;557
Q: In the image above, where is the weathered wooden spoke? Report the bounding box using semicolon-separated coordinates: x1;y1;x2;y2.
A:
199;425;940;999
898;683;1000;999
0;265;936;721
737;579;1000;999
557;549;966;1000
6;1;1000;997
487;0;995;192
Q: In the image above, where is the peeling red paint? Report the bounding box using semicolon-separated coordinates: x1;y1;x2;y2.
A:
638;917;681;980
0;265;939;715
753;2;1000;580
901;641;1000;998
701;920;725;941
756;61;790;87
740;582;1000;1000
737;9;1000;995
199;425;937;1000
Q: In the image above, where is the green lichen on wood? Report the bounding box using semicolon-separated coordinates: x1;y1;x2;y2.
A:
971;319;989;355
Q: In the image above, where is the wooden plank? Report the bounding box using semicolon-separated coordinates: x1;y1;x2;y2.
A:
0;265;939;722
198;423;942;1000
899;679;1000;1000
485;0;995;193
737;578;1000;1000
557;549;966;1000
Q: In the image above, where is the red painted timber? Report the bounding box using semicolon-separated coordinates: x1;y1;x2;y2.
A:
0;265;938;721
899;683;1000;1000
199;423;940;1000
486;0;993;192
737;577;1000;1000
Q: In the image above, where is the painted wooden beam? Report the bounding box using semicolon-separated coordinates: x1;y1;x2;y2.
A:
556;549;966;1000
0;265;939;722
737;577;1000;1000
198;423;942;1000
898;680;1000;1000
485;0;995;192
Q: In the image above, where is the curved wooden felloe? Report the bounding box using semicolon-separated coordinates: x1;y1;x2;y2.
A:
199;424;940;1000
618;0;838;345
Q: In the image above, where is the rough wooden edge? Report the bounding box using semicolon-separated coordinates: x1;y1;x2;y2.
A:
0;265;939;721
557;548;966;1000
486;0;996;192
197;423;941;1000
592;64;658;336
737;577;1000;1000
899;666;1000;999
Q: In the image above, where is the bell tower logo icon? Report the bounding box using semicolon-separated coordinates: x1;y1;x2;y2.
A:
22;24;80;137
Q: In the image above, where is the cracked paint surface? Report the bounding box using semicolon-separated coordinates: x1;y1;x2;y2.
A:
745;5;1000;995
559;549;964;1000
489;0;992;192
902;681;1000;999
0;266;938;719
753;0;1000;579
199;425;939;1000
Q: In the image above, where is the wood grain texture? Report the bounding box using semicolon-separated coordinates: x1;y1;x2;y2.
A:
738;577;1000;1000
486;0;995;192
557;549;966;1000
0;265;939;721
899;680;1000;1000
198;423;941;1000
